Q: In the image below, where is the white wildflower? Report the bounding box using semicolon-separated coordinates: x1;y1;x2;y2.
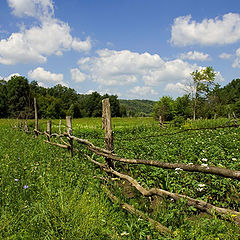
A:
175;168;183;171
201;158;208;162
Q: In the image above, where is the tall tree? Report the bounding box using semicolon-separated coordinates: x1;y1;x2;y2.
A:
153;96;175;121
189;67;216;120
0;80;8;117
6;75;31;118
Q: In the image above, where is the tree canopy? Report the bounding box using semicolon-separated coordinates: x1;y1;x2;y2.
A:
0;75;123;119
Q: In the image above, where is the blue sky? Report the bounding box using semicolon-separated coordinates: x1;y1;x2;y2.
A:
0;0;240;100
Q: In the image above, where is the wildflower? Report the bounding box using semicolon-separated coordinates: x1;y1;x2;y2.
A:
23;185;29;189
232;158;237;161
121;231;129;236
175;167;183;174
14;178;19;182
175;168;183;171
201;163;208;167
197;183;205;192
188;163;193;165
201;158;208;162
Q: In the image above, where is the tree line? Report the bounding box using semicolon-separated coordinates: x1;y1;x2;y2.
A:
0;75;125;119
153;67;240;123
1;70;239;120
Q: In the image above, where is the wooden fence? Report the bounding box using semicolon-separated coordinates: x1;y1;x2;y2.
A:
16;97;240;235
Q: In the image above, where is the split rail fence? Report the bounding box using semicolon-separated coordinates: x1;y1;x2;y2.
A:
15;97;240;235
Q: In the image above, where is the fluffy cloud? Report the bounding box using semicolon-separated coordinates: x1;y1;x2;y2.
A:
77;49;163;86
28;67;66;86
0;1;92;65
77;48;199;88
171;13;240;46
143;59;198;86
0;73;20;81
0;32;47;64
70;68;87;82
232;48;240;68
72;37;92;52
180;51;210;61
8;0;54;19
219;53;233;59
129;86;157;96
164;82;186;94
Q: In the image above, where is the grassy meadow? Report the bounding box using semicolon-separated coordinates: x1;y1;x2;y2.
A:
0;118;240;239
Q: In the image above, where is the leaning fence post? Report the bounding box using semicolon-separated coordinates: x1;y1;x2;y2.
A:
102;98;114;169
47;120;51;141
34;97;38;137
66;116;73;156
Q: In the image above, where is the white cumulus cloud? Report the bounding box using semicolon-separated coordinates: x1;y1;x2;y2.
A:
129;86;157;96
0;73;21;81
77;49;198;87
180;51;210;61
28;67;66;86
7;0;54;19
171;13;240;46
70;68;87;82
72;37;92;52
219;53;233;59
76;48;224;98
0;0;91;65
232;48;240;68
77;49;164;86
164;82;186;94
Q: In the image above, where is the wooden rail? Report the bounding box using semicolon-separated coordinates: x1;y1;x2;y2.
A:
17;97;240;232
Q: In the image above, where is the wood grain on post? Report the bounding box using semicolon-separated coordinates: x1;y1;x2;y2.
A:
102;98;114;169
34;97;38;137
66;116;73;156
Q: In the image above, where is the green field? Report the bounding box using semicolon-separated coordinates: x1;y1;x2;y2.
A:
0;118;240;239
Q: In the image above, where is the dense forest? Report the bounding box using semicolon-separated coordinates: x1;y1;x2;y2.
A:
0;75;124;119
0;74;240;120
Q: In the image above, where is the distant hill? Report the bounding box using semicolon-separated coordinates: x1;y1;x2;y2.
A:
119;99;156;116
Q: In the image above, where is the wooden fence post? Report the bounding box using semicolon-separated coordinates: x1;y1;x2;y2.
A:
47;120;51;141
233;112;238;126
159;115;164;129
66;116;73;156
59;120;62;134
34;97;38;137
24;120;28;132
102;98;114;169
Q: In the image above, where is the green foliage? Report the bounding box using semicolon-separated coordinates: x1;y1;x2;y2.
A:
0;76;123;119
153;96;175;121
1;118;240;239
6;76;31;118
119;99;155;117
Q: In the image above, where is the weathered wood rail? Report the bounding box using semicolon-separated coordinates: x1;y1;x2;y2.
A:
17;98;240;233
